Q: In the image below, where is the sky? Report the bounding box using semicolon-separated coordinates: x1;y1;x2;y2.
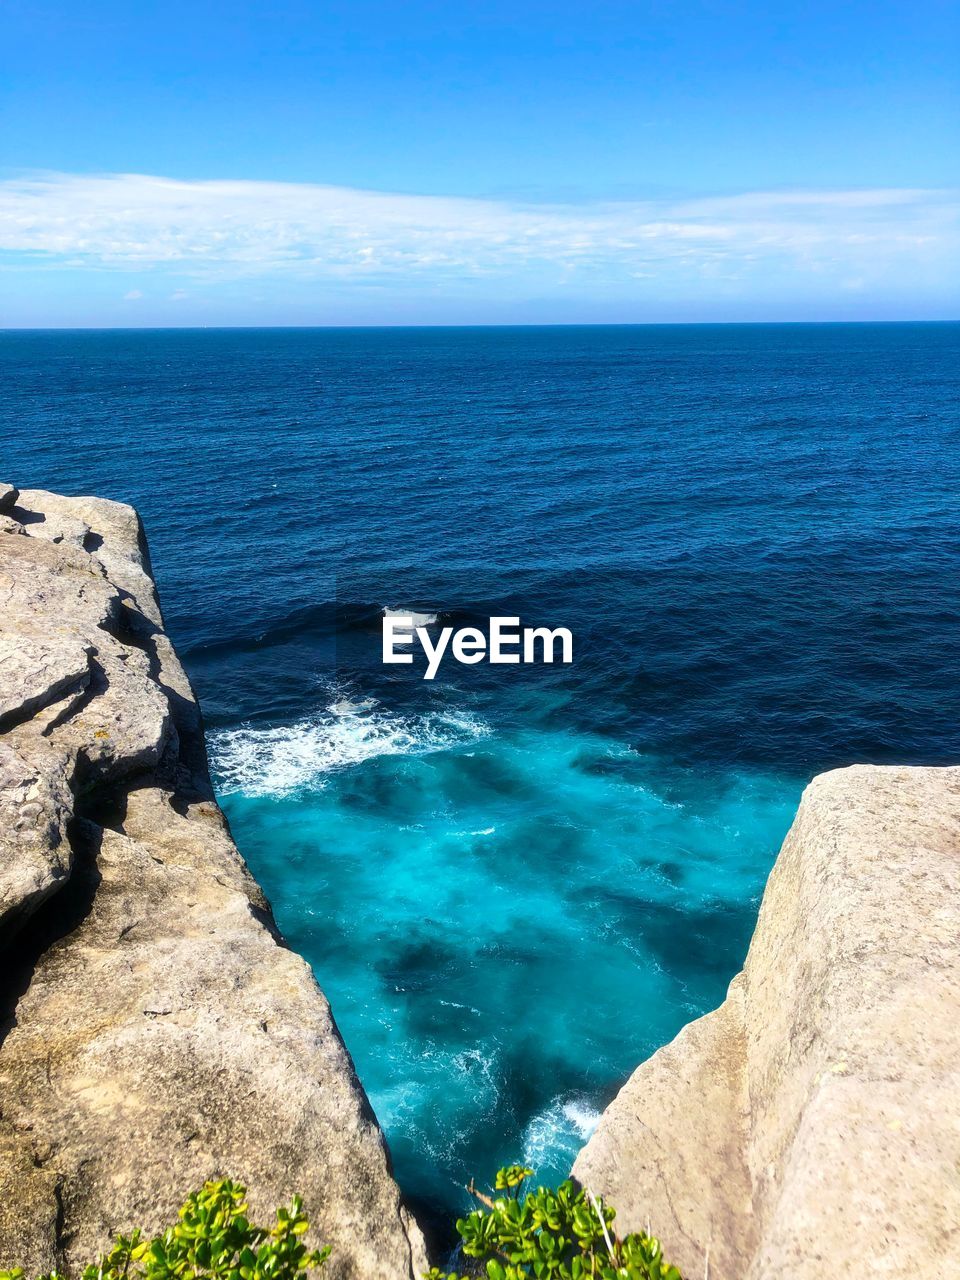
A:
0;0;957;325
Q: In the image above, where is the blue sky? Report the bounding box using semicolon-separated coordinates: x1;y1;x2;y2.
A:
1;0;957;324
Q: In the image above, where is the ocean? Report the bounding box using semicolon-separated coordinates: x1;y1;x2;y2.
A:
3;322;959;1232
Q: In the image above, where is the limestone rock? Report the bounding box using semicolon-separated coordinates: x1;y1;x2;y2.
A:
15;490;161;625
0;488;427;1280
0;632;92;729
0;739;74;935
0;531;120;634
573;764;960;1280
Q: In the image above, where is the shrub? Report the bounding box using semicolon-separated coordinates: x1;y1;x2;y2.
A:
0;1180;329;1280
425;1165;682;1280
0;1168;681;1280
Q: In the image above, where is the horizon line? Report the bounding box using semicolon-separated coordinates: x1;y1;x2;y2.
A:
2;318;959;333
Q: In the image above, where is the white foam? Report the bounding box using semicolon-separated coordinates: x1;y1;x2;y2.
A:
210;702;489;798
328;697;376;715
561;1099;601;1139
521;1096;601;1171
383;606;439;627
449;1046;501;1108
439;999;482;1015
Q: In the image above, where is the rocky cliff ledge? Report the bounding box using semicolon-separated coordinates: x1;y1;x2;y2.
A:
0;485;427;1280
574;764;960;1279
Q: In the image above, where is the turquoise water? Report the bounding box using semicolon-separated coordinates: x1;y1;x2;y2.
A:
4;322;959;1231
214;716;798;1215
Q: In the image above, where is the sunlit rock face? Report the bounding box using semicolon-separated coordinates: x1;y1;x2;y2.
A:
0;486;427;1280
574;763;960;1280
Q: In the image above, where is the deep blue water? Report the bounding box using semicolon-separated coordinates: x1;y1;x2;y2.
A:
3;323;959;1228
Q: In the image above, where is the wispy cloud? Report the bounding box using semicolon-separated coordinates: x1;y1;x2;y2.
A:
0;171;956;289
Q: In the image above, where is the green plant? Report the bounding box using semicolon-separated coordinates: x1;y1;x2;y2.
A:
0;1169;680;1280
0;1180;329;1280
425;1166;682;1280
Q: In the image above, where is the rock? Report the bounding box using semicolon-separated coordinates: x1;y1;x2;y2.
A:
0;484;18;514
0;632;92;730
0;530;120;634
573;764;960;1280
15;490;161;625
0;488;428;1280
0;740;74;935
0;535;172;786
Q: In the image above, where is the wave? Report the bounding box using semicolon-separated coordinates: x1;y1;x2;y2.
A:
209;697;490;797
383;606;439;628
521;1097;601;1174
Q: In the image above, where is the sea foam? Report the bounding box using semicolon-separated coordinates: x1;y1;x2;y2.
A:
383;606;439;627
209;698;489;798
522;1097;601;1174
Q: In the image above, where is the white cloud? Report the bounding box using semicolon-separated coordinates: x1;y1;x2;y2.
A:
0;171;956;300
123;288;143;299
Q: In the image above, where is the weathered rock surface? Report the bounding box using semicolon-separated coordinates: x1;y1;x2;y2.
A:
573;764;960;1279
0;633;92;731
0;739;74;934
0;486;427;1280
